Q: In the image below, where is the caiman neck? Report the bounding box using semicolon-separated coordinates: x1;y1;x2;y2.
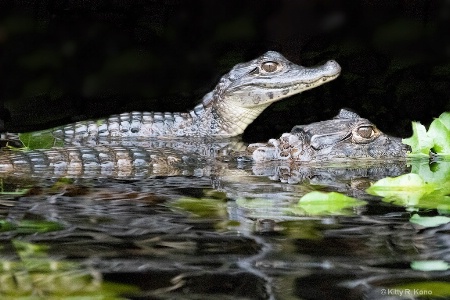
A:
211;100;270;137
186;97;270;137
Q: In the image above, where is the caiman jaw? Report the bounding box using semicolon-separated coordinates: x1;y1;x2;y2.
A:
221;54;341;108
250;60;341;107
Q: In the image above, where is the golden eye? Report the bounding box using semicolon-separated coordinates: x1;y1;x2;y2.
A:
356;126;374;139
261;61;279;72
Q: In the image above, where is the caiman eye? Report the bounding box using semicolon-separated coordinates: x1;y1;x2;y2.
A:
356;126;374;139
261;61;279;73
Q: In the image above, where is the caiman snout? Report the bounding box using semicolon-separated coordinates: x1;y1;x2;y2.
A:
322;60;341;77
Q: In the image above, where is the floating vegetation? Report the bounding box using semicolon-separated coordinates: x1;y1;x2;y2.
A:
171;196;228;219
0;219;64;234
290;191;366;215
403;112;450;156
410;260;450;272
0;241;140;299
409;214;450;228
367;159;450;213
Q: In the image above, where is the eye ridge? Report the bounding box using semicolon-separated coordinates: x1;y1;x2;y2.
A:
261;61;279;73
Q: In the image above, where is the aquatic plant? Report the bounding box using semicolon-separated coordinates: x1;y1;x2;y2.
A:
403;111;450;156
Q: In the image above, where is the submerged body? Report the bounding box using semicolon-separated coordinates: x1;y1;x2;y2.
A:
51;51;340;145
250;109;409;163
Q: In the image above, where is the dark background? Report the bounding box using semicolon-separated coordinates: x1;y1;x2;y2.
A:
1;0;449;142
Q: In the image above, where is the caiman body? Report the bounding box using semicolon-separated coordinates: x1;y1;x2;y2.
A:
50;51;341;145
0;109;409;179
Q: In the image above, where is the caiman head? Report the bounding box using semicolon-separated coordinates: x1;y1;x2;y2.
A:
200;51;341;136
250;109;410;162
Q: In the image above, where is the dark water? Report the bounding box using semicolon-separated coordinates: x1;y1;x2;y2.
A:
1;160;449;299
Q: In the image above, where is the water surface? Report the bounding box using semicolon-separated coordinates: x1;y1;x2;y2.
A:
1;159;449;299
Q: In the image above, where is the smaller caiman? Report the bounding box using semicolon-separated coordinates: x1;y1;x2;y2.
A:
249;109;410;163
50;51;341;145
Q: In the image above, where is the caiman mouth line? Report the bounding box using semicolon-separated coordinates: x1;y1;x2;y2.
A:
243;73;341;90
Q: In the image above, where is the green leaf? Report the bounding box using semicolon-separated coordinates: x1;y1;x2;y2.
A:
367;169;450;211
410;214;450;227
171;197;227;218
13;240;50;257
367;173;436;207
411;260;450;271
292;191;366;215
2;240;141;297
420;195;450;214
18;130;63;150
436;111;450;129
410;160;450;185
0;220;16;232
0;218;64;234
366;173;433;206
17;220;64;233
402;112;450;156
402;122;433;156
428;118;450;154
367;173;435;192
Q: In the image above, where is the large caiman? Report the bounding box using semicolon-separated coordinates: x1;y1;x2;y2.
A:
48;51;341;145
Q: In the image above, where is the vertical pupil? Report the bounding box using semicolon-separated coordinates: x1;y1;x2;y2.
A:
262;62;277;72
358;127;373;138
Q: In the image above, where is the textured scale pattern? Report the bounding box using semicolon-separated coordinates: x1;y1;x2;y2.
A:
53;111;199;144
0;145;210;178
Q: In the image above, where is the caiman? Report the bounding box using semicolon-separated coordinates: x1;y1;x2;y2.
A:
0;109;409;179
249;109;410;162
49;51;341;145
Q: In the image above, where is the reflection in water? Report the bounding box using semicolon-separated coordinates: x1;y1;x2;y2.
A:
1;158;449;299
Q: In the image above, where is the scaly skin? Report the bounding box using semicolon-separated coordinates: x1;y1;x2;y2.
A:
52;51;341;145
0;109;410;180
249;109;410;163
0;144;408;182
0;146;212;179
